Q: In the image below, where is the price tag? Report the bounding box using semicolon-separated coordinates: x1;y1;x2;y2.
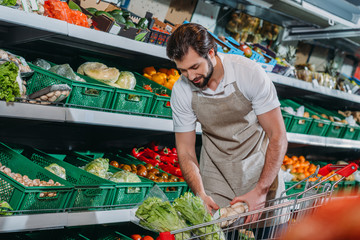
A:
165;25;172;33
109;23;121;35
30;0;39;11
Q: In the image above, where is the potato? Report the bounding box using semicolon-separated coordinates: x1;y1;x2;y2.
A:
312;115;320;120
39;192;45;198
48;95;57;102
303;112;310;118
46;91;55;98
29;100;36;104
321;114;329;119
48;179;54;185
48;192;54;197
54;91;61;97
329;116;335;122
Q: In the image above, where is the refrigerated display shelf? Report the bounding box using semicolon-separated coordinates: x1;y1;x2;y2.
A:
0;101;359;149
0;209;131;233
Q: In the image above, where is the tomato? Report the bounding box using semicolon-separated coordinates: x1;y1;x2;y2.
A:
142;236;154;240
131;234;142;240
110;161;119;168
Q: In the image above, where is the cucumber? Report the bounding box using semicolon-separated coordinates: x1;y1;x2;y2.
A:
125;20;136;30
86;7;98;15
95;11;114;19
114;15;126;24
109;9;123;16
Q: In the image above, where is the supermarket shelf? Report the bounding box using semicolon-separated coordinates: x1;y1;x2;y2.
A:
0;101;65;122
269;73;360;110
0;209;131;233
286;132;360;149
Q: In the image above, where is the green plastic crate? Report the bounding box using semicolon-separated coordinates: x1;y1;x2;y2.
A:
111;87;154;114
282;112;293;131
0;143;73;214
150;94;172;118
81;230;132;240
109;153;187;201
66;153;153;208
25;230;89;240
20;148;116;209
284;181;306;199
280;100;313;134
76;151;105;159
342;125;360;140
26;63;115;111
340;181;357;194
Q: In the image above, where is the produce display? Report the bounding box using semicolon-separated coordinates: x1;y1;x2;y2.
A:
143;66;180;90
173;192;225;240
131;145;183;178
0;0;16;7
77;62;136;90
84;157;109;178
0;162;63;197
0;61;21;102
0;200;13;216
131;235;154;240
45;163;66;180
135;197;191;239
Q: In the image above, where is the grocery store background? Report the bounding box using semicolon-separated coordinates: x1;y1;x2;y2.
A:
1;0;360;239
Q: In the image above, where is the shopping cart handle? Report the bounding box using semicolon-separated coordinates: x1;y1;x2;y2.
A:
159;232;175;240
318;163;359;177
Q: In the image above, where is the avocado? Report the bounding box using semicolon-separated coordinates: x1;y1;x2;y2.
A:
113;15;126;24
95;11;114;20
86;7;97;15
125;20;136;29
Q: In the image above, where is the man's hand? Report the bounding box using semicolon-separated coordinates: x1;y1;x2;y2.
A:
230;187;267;223
199;192;220;214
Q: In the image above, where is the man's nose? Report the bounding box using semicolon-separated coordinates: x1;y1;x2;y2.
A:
188;70;195;81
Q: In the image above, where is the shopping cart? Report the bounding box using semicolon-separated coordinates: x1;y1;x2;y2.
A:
158;162;358;240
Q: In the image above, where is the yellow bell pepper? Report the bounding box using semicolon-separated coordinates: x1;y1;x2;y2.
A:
151;73;165;85
143;73;152;80
143;66;156;76
167;68;179;77
164;81;173;90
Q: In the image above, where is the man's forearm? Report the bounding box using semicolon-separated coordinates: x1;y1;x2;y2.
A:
178;153;206;196
256;134;287;194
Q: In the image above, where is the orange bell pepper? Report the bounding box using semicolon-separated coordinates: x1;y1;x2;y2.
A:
151;73;165;85
143;66;156;76
167;68;179;77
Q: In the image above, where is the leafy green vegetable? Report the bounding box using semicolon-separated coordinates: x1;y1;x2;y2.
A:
0;201;13;216
0;61;20;102
136;197;191;239
173;192;225;240
84;158;109;178
45;163;66;180
0;0;16;6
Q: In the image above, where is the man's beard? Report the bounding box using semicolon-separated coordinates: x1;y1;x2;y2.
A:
191;57;214;89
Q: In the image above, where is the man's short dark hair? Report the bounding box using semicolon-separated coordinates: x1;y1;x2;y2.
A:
166;23;217;61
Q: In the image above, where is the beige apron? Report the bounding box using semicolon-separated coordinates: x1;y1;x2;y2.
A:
192;82;285;208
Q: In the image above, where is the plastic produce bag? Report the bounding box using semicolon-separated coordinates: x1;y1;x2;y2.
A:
109;171;141;193
33;58;51;70
84;157;109;179
77;62;120;84
49;64;85;82
132;186;191;240
0;50;33;77
45;163;66;180
44;0;89;28
28;84;71;104
173;192;226;240
281;168;294;182
115;71;136;90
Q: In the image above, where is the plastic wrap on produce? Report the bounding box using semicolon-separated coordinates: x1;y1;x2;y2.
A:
28;84;71;103
33;58;51;70
49;64;86;82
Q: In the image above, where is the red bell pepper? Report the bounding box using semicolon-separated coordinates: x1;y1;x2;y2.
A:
137;155;160;167
171;148;177;155
142;148;161;161
160;147;171;155
132;147;144;158
148;142;159;152
160;155;175;165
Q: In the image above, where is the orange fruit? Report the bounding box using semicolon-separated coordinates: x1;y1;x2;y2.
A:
143;73;152;79
291;156;298;162
298;156;305;163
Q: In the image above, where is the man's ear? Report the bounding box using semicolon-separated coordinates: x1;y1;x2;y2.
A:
208;48;216;58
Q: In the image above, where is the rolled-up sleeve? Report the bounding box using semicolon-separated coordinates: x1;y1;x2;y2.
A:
170;80;197;132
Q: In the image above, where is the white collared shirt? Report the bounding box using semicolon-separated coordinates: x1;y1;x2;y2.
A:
170;52;280;132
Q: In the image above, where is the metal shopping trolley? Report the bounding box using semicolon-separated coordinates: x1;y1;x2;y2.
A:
158;163;359;240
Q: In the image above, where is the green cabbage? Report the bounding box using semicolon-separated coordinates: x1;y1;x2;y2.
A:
173;192;225;240
115;71;136;90
109;171;140;183
136;197;191;239
84;158;109;178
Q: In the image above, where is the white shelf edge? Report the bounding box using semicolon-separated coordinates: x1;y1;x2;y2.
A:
268;72;360;103
286;132;360;148
0;101;66;122
0;209;131;233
